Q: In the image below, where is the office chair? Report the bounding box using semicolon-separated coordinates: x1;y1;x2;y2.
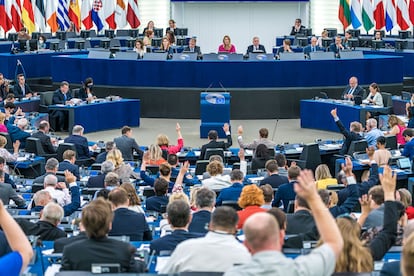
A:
56;143;77;162
347;140;368;156
0;132;13;152
288;143;321;171
90;163;102;171
195;160;209;176
204;148;224;160
384;135;398;150
25;137;57;160
146;165;159;175
221;200;242;211
39;91;54;112
381;92;393;114
286;200;295;213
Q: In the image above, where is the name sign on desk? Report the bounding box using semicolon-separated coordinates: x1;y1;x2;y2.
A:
205;93;226;104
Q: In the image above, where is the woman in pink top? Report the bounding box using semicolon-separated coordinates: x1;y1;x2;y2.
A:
218;35;236;53
0;113;7;133
386;115;407;145
157;123;184;155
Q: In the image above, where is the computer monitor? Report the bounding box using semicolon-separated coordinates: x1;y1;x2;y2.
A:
66;31;76;38
176;38;187;46
31;32;41;40
399;30;411;39
104;29;115;39
153;28;163;38
8;33;18;42
126;38;135;48
99;39;111;49
348;29;361;38
347;38;359;48
80;30;91;39
325;28;337;38
296;37;308;47
50;41;60;51
322;38;332;48
116;29;129;37
18;40;27;51
75;40;86;50
395;39;408;51
129;29;139;38
56;31;67;41
303;28;312;37
29;39;38;51
174;28;188;36
151;38;162;48
371;39;384;50
402;91;412;100
359;36;373;48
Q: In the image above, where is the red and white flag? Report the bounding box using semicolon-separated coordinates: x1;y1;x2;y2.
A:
374;0;385;29
7;0;23;31
127;0;140;28
102;0;116;29
81;0;93;30
396;0;410;30
409;0;414;24
115;0;127;28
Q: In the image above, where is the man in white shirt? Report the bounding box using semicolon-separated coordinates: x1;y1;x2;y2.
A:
42;174;71;206
160;206;251;273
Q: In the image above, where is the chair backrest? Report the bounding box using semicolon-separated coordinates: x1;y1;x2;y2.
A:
286;200;295;213
267;148;276;158
385;135;398;150
146;165;159;175
109;38;121;48
143;188;155;198
382;92;393;108
299;143;321;171
56;143;77;162
72;88;80;99
40;91;54;106
221;201;242;211
90;163;102;171
204;148;224;160
347;140;368;156
195;160;209;176
25;137;45;155
0;132;13;152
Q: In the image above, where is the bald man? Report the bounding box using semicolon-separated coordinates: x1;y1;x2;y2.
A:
342;76;364;100
224;169;343;276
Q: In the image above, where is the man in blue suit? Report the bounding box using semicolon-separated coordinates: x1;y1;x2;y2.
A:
272;166;300;212
246;36;266;54
64;125;95;161
52;81;73;131
216;169;244;206
303;36;322;57
7;117;30;149
58;149;80;180
402;128;414;160
329;35;345;58
87;161;114;188
150;200;201;255
189;188;215;234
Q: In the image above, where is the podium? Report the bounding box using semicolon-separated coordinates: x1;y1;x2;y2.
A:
200;92;230;138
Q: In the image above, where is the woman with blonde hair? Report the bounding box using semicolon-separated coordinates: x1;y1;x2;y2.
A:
146;144;166;166
157;123;184;155
237;184;266;229
201;160;231;190
315;164;337;189
386;115;407;145
218;35;236;53
106;149;139;183
120;183;144;214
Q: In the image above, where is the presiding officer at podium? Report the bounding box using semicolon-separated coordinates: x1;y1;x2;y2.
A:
246;36;266;54
52;81;73;131
341;76;364;100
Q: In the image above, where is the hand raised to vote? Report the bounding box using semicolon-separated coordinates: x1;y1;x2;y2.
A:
223;123;230;133
237;125;243;136
330;108;337;118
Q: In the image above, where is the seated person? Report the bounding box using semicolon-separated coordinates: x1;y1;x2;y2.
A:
403;129;414;160
64;125;96;160
133;39;146;58
202;160;231;190
246;36;266;54
237;126;276;155
216;169;244;206
31;121;56;154
0;73;10;101
373;137;391;166
108;188;152;241
0;112;8;133
51;81;73;131
13;74;34;98
330;108;363;155
374;31;383;40
78;77;96;102
317;29;329;48
315;164;337;189
106;148;139;184
385;115;407;146
157;122;184;156
42;174;71;207
342;30;353;49
342;76;364;100
58;150;80;180
259;159;288;189
87;161;115;188
276;39;293;57
218;35;236;53
0;172;25;207
251;144;271;174
303;36;323;57
61;198;145;272
183;38;201;55
329;36;345;57
290;18;306;36
6;117;30;149
188;188;216;234
37;35;47;50
113;126;143;161
160;36;174;56
272;166;301;212
364;82;383;106
200;123;232;160
140;162;175;190
95;141;114;163
145;178;169;213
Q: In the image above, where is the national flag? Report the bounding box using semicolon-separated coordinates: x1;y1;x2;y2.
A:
21;0;35;33
385;0;396;31
91;0;104;31
396;0;410;29
0;0;12;32
34;0;47;32
68;0;81;32
127;0;140;28
57;0;71;31
81;0;93;29
351;0;363;28
410;0;414;24
362;0;375;31
102;0;116;29
46;0;59;32
8;0;23;31
374;0;385;29
115;0;127;28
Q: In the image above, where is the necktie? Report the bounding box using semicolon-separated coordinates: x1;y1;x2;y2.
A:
348;88;354;95
312;46;315;52
64;93;67;101
21;85;25;96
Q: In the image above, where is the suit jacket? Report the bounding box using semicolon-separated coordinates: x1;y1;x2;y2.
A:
58;160;80;180
0;183;25;207
272;181;296;212
33;172;65;185
303;45;322;56
329;43;342;54
6;118;30;148
259;174;289;189
216;182;243;206
183;45;201;55
290;25;306;36
77;87;94;101
114;135;143;161
87;173;106;188
61;237;144;272
52;89;73;105
145;195;169;213
246;44;266;54
335;118;363;155
150;229;202;255
341;85;364;100
64;134;90;159
31;131;56;154
109;208;152;241
17;220;66;241
251;157;269;174
95;151;108;163
13;83;32;98
200;136;232;160
284;209;318;248
380;261;401;276
188;210;211;234
54;231;88;253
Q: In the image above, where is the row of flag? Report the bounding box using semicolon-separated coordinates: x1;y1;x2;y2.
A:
339;0;414;32
0;0;141;34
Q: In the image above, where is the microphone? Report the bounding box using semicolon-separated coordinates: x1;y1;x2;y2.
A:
218;82;228;93
272;119;279;141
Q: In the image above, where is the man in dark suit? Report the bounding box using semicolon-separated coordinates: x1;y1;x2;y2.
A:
7;117;30;149
0;172;25;208
151;200;201;255
13;74;33;98
189;188;215;234
290;18;306;36
52;81;73;131
183;37;202;55
64;125;95;160
58;149;80;180
330;108;363;155
329;35;345;57
146;178;169;213
108;188;152;241
95;141;115;163
341;76;364;100
33;158;65;185
246;36;266;54
200;123;232;160
61;198;145;272
87;161;114;188
259;160;288;189
303;36;323;57
54;230;87;253
114;126;143;161
31;121;56;154
216;169;243;206
272;166;300;212
17;202;66;241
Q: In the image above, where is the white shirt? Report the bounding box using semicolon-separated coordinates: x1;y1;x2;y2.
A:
44;186;71;206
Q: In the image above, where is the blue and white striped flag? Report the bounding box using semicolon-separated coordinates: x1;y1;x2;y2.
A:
57;0;71;31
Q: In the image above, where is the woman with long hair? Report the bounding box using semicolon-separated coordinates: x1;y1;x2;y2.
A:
386;115;407;145
106;149;139;183
218;35;236;53
315;164;337;189
157;123;184;155
120;183;144;214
